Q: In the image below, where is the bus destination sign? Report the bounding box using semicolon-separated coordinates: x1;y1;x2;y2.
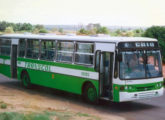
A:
118;42;159;49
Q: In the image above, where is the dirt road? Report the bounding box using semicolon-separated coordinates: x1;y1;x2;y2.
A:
0;74;124;120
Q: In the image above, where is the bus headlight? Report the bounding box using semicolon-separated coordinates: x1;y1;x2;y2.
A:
128;86;132;90
124;86;128;90
159;83;162;87
156;84;159;88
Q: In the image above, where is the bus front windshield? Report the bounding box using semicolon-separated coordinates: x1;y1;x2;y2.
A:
119;50;162;79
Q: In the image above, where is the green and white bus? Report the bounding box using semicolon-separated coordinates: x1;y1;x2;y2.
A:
0;34;164;103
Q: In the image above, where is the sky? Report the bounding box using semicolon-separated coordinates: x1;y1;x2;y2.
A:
0;0;165;26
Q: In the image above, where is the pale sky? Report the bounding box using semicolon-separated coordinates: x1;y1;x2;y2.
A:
0;0;165;26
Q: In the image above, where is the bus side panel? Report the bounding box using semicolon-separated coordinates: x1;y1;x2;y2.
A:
18;66;99;95
0;56;11;78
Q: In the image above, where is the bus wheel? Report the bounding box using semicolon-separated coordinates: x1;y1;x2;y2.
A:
21;71;31;89
83;83;98;104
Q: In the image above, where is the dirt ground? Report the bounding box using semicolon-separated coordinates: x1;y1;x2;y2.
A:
0;74;125;120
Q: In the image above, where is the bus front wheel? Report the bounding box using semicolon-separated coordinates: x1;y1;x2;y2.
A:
83;83;98;104
21;71;31;89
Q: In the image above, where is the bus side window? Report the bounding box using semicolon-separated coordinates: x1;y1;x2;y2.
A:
40;40;55;61
75;43;94;65
0;39;11;56
18;39;26;57
57;42;74;62
26;39;39;59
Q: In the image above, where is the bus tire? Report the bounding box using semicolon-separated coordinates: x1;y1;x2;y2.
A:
83;83;98;104
21;71;31;89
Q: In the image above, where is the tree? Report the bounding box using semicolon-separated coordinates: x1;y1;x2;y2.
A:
143;26;165;62
39;28;48;33
78;28;88;35
96;27;109;34
20;23;33;31
58;28;63;33
0;21;9;31
4;26;14;33
34;24;44;30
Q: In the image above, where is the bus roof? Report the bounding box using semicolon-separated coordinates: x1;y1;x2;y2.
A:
0;34;157;43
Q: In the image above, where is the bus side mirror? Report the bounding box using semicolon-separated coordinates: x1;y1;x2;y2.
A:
117;54;122;62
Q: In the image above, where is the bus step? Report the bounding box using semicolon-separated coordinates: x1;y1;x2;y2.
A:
100;97;110;101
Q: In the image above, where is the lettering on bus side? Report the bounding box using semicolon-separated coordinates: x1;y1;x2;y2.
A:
25;62;51;72
81;72;90;77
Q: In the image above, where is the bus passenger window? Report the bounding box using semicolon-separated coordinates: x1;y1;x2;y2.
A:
0;39;11;56
26;39;39;59
75;43;94;65
18;39;26;57
57;42;74;62
40;40;55;61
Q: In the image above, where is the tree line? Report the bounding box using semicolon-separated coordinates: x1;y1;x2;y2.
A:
0;21;48;33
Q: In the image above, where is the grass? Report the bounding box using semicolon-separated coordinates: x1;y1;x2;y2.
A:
0;111;100;120
44;111;72;120
76;112;90;117
76;112;101;120
0;112;50;120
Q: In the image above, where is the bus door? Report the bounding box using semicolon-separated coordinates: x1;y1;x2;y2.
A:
11;39;19;78
100;52;114;98
95;43;115;100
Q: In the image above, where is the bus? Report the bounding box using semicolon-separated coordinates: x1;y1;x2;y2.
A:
0;34;164;103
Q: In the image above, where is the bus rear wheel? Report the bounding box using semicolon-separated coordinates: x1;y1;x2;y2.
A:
21;71;31;89
83;83;98;104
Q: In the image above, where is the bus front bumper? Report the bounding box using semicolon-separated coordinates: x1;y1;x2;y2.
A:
119;87;164;102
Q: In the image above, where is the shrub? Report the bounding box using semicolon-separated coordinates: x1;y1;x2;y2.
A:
0;103;7;109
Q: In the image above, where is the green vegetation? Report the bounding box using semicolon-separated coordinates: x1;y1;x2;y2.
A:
0;111;100;120
0;101;7;109
0;103;7;109
0;112;50;120
0;21;47;34
76;112;90;117
39;28;48;33
58;28;64;33
76;112;101;120
78;23;109;35
143;26;165;63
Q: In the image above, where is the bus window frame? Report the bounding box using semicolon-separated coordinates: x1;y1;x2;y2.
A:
74;42;94;66
0;38;12;57
26;39;40;59
18;38;26;58
56;41;74;63
40;39;56;61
